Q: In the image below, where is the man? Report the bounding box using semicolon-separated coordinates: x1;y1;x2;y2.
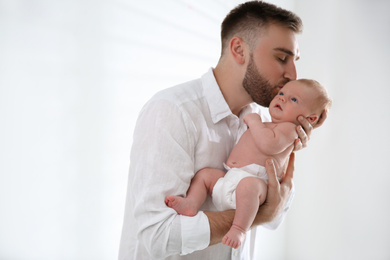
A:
119;1;326;259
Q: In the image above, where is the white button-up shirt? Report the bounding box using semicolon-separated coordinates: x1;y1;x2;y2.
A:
119;68;294;260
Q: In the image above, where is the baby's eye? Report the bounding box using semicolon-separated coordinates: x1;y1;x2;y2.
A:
291;97;297;102
279;92;284;96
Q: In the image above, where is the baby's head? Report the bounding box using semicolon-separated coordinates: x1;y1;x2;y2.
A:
269;79;332;126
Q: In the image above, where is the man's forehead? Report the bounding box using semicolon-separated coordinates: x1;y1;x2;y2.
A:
258;24;300;57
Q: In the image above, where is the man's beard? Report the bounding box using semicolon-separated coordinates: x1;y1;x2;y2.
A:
242;56;282;107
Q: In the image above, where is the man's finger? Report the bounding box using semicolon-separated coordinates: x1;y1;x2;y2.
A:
265;159;279;188
314;109;328;128
293;138;303;151
285;152;295;180
298;116;313;140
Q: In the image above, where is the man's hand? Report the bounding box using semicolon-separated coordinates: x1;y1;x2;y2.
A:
294;116;313;151
314;108;328;129
252;153;295;226
294;109;328;151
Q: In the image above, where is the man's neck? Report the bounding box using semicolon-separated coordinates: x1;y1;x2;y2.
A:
213;66;252;117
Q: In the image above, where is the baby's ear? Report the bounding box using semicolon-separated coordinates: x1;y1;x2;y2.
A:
307;114;318;124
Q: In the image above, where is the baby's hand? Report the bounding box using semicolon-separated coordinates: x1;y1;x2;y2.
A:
243;113;262;126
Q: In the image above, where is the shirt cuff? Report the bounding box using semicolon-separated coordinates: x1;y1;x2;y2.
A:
180;211;210;255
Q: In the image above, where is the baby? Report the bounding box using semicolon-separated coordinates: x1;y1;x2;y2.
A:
166;79;332;249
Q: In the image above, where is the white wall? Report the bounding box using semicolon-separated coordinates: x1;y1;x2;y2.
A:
1;0;389;259
255;0;390;259
285;0;390;259
0;0;246;259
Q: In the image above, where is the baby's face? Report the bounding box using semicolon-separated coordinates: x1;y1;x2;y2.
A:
269;81;317;124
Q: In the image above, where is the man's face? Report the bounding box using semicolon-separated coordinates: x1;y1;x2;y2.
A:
243;24;300;107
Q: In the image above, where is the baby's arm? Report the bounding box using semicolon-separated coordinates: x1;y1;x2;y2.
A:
243;113;264;126
244;113;297;154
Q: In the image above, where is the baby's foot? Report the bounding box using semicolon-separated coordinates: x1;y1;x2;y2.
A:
165;196;197;216
222;224;246;249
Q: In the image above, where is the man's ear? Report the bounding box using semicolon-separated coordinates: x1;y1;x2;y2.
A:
307;114;318;124
230;37;246;65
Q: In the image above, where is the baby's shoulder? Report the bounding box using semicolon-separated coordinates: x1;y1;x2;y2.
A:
265;121;296;129
271;122;298;138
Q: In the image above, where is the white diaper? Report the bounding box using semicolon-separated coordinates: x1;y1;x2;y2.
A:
212;163;268;211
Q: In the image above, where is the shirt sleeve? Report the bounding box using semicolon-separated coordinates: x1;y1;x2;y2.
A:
130;99;210;258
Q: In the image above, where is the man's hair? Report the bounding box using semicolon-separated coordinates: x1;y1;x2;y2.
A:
298;79;332;126
221;1;303;55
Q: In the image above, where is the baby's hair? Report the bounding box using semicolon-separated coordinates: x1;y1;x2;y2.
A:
298;79;332;126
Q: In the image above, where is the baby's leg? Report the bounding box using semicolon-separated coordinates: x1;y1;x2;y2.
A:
222;224;246;249
222;177;267;248
165;168;225;216
165;195;198;216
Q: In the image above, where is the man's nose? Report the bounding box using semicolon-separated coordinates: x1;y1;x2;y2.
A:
284;61;297;80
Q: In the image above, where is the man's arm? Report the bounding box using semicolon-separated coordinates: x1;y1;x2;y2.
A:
129;100;209;258
204;210;236;246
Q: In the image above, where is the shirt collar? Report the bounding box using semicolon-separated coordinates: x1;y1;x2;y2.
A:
202;68;234;124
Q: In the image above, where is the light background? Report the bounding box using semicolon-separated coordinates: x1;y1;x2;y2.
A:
0;0;389;259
